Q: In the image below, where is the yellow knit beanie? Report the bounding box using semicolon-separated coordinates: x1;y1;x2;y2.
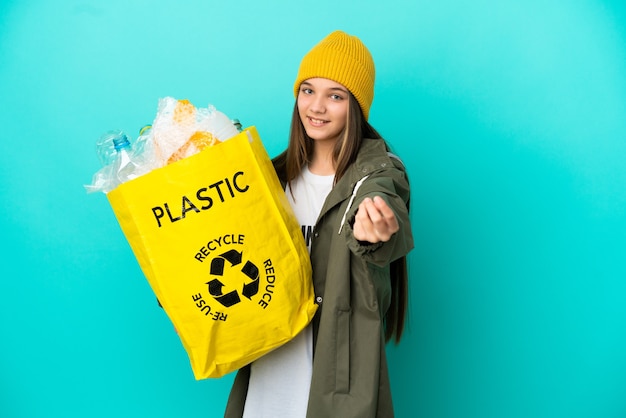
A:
294;30;375;120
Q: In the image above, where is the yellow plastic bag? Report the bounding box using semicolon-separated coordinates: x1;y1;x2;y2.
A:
107;126;317;379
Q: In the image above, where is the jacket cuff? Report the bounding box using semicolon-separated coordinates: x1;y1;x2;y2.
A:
343;216;385;258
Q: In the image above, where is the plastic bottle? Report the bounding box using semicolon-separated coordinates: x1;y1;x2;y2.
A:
112;133;139;185
86;130;139;193
133;125;154;167
96;130;125;166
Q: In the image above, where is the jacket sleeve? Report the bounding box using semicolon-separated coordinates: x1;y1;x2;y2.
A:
343;165;413;267
223;365;250;417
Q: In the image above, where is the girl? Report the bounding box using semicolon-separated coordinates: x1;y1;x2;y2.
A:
225;30;414;418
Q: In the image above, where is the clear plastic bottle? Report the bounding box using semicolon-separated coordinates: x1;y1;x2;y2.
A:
96;130;124;166
112;133;139;185
85;130;139;193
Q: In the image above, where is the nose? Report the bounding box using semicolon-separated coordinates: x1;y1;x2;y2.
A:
310;95;325;114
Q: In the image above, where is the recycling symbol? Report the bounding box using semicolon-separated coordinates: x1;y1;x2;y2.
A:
207;249;259;307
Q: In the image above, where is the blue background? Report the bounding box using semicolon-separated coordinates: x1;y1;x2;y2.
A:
1;1;625;417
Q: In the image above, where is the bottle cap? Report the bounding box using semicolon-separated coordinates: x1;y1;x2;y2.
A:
231;119;242;132
139;125;152;136
113;134;131;151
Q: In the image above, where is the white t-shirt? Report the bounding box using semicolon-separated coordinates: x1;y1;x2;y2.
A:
242;167;334;418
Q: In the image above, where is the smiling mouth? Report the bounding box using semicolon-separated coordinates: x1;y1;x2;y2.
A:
308;116;329;127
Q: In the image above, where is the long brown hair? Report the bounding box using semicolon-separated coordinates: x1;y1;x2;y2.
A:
273;93;409;344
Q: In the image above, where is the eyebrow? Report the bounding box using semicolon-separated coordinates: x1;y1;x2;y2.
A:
301;81;349;94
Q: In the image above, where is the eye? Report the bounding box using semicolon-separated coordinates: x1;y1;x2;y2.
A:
301;87;313;95
330;93;344;101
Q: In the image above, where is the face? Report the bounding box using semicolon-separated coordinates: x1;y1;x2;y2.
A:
297;78;349;145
